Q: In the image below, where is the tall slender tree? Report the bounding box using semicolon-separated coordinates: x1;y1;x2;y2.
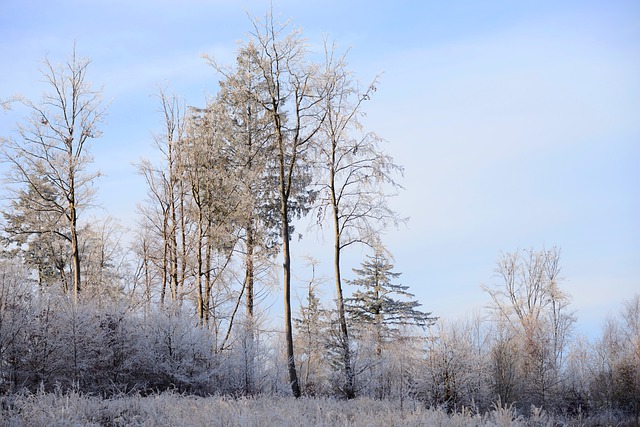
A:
204;45;280;331
239;11;326;397
1;48;105;304
314;40;405;398
137;90;187;305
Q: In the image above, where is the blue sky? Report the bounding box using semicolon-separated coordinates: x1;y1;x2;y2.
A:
1;0;638;337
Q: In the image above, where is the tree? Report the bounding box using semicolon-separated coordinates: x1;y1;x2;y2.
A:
203;46;280;337
618;294;640;421
79;216;129;303
2;175;70;290
182;103;240;327
1;48;105;304
137;90;187;305
0;258;33;393
294;257;330;396
314;40;405;399
483;247;576;409
489;319;521;406
347;251;435;350
422;317;492;412
238;11;326;398
346;251;435;398
591;295;640;421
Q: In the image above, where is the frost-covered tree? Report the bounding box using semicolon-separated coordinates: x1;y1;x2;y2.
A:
2;175;70;289
0;259;33;393
345;251;435;398
1;48;105;304
78;216;129;303
204;44;280;330
294;259;331;396
421;315;493;412
235;11;326;398
312;40;404;399
181;103;241;328
590;295;640;421
347;251;435;353
346;251;434;398
483;247;576;410
137;90;188;305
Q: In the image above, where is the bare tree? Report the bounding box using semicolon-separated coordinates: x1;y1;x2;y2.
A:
483;247;575;409
617;296;640;421
136;90;188;305
240;11;326;397
1;48;105;304
422;316;492;412
294;257;330;396
181;103;242;328
314;40;405;398
79;216;129;303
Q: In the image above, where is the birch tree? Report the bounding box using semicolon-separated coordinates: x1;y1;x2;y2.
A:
1;48;105;304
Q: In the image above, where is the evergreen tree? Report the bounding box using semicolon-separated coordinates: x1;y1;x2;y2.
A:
346;251;435;356
2;175;70;290
294;281;330;395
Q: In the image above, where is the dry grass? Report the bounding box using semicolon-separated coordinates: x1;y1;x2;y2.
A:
0;390;630;427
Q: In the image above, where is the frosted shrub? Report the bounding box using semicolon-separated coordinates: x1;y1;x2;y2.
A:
489;398;522;427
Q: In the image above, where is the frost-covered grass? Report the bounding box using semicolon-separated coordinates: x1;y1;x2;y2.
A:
0;390;628;427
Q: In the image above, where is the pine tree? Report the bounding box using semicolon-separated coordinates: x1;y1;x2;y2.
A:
346;251;435;356
294;281;330;395
2;175;70;290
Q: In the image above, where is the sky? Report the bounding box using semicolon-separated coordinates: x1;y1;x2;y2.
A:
1;0;638;338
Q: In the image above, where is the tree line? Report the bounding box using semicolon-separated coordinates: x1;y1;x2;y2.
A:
0;11;638;423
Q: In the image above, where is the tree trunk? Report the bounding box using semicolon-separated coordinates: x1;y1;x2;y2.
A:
169;194;179;302
245;220;255;321
67;148;81;304
69;190;81;305
196;208;204;326
244;220;255;394
160;207;169;306
328;129;356;398
282;198;301;398
332;196;355;398
204;231;212;327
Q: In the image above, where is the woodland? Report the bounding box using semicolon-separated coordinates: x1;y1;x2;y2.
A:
0;11;638;426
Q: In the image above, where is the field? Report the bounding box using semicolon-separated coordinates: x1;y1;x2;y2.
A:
0;390;629;427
